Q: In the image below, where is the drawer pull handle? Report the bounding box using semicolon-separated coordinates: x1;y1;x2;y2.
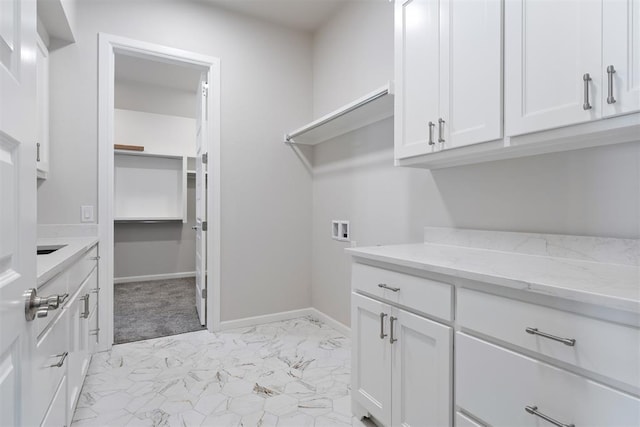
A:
379;313;388;339
378;283;400;292
49;352;68;368
525;327;576;347
90;328;100;336
525;405;574;427
390;316;398;344
89;256;100;261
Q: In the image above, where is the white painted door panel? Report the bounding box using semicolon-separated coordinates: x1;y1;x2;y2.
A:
395;0;442;159
36;35;50;179
391;307;452;427
195;73;207;326
505;0;602;136
603;0;640;116
0;0;37;425
351;293;392;426
441;0;502;148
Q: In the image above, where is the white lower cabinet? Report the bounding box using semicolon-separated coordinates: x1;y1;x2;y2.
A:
67;268;98;424
35;243;99;426
351;276;452;427
350;259;640;427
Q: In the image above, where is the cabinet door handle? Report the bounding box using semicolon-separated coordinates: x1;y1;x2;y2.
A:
49;352;68;368
36;142;41;162
438;118;445;143
89;256;100;261
582;73;592;110
525;327;575;347
80;294;90;319
428;121;435;145
379;312;388;339
389;316;398;344
607;65;617;104
378;283;400;292
525;406;574;427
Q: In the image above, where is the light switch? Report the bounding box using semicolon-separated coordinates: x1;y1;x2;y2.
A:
81;205;94;223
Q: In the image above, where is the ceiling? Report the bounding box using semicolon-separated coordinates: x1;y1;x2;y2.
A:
204;0;348;32
115;54;202;93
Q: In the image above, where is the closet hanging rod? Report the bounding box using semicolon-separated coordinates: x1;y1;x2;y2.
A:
284;83;392;144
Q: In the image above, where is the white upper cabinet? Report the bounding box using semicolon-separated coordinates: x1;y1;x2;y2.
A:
603;0;640;117
36;34;50;179
505;0;603;136
440;0;503;149
395;0;503;160
394;0;442;159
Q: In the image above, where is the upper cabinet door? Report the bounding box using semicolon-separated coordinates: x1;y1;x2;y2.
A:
505;0;603;136
440;0;503;149
603;0;640;117
395;0;443;159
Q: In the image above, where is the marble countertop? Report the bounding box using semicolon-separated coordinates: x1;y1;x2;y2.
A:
346;242;640;314
37;236;99;287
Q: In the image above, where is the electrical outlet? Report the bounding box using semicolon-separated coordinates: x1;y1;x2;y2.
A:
81;205;94;223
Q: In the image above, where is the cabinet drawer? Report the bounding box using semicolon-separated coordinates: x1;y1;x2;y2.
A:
456;333;640;427
352;263;452;321
457;288;640;390
34;308;69;425
67;245;98;297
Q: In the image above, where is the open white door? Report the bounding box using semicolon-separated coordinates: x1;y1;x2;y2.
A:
0;0;39;425
194;73;208;326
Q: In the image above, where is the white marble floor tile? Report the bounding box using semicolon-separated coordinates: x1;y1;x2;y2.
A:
72;316;374;426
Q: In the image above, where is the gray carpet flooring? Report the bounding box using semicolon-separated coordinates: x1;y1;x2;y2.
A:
114;277;205;344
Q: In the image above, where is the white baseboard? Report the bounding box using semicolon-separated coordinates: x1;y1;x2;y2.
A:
307;308;351;338
219;308;314;331
114;271;196;284
218;307;351;337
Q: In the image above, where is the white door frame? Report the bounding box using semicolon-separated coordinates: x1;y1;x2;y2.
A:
97;33;221;351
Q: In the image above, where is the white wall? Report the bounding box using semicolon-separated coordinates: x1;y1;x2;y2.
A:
37;0;314;322
115;80;196;119
310;0;640;327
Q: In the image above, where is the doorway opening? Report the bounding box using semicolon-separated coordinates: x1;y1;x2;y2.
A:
98;34;221;351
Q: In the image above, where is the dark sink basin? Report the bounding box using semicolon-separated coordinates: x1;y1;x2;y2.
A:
37;245;66;255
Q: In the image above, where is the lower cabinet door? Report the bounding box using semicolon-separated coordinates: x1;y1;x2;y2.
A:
351;293;392;426
41;376;67;427
67;285;91;423
391;307;452;427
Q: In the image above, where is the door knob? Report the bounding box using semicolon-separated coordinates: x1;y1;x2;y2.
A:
24;289;69;321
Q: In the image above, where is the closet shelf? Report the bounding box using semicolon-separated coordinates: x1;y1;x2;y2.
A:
284;82;394;145
114;217;184;223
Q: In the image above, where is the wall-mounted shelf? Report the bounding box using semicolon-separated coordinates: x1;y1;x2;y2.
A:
284;82;394;145
114;151;187;223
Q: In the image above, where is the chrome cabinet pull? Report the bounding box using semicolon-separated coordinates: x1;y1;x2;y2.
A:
378;283;400;292
582;73;592;110
389;316;398;344
80;294;90;319
525;406;574;427
36;142;41;162
49;352;68;368
438;118;445;143
607;65;617;104
90;328;100;336
379;313;388;339
89;256;100;261
428;121;435;145
525;327;576;347
90;287;100;294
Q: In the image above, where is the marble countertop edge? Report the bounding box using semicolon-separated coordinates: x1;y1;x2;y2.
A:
346;243;640;314
37;236;99;287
